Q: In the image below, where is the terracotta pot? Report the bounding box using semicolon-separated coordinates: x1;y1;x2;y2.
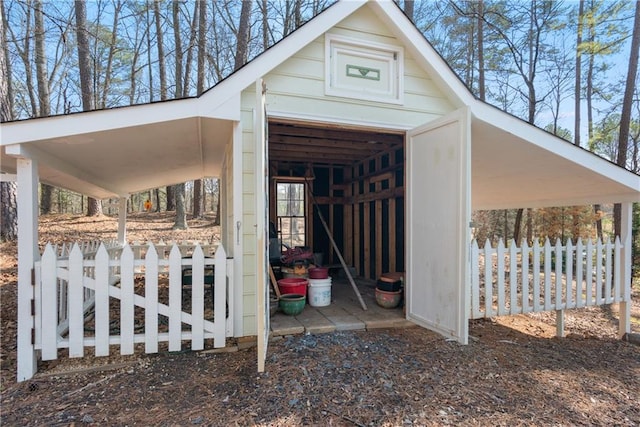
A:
308;267;329;279
375;288;402;309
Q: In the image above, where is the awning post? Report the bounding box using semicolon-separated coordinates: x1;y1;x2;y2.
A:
618;202;632;338
16;157;39;382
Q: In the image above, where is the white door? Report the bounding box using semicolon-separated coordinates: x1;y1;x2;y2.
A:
406;108;471;344
255;79;270;371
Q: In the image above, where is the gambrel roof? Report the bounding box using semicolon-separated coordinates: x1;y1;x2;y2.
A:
1;0;638;207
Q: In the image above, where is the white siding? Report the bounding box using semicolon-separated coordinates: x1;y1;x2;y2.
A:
265;6;454;127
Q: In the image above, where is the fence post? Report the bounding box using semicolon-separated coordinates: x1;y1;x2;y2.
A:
619;202;632;338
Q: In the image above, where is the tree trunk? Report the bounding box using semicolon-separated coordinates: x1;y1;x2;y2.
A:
234;1;251;71
173;183;188;230
0;0;13;120
172;0;183;98
513;209;523;242
87;197;103;217
614;0;640;237
75;0;102;216
100;0;122;109
34;1;55;214
191;0;207;219
40;185;53;214
0;4;17;241
403;1;415;22
153;0;167;101
476;0;485;101
75;0;93;111
574;0;584;147
166;185;175;211
0;181;17;241
193;179;203;218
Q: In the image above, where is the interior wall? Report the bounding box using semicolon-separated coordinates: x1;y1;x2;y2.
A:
268;133;405;281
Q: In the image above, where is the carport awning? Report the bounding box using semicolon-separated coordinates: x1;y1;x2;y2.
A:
470;105;640;210
1;98;236;199
1;96;638;207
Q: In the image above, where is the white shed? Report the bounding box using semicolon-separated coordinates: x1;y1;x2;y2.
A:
2;0;638;381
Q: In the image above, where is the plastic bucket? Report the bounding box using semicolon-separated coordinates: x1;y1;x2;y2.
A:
278;278;308;297
308;277;332;307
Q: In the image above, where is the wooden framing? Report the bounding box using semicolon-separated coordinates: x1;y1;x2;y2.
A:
268;120;404;281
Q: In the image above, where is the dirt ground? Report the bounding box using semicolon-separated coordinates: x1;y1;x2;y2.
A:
1;213;639;426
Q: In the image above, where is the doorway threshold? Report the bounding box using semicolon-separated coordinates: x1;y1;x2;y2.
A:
270;278;413;337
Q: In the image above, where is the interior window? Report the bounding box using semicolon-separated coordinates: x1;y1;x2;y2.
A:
276;182;306;248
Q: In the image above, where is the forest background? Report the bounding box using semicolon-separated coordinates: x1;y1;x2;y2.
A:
0;0;638;268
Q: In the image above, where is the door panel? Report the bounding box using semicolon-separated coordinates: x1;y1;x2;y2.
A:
256;80;269;371
406;108;470;344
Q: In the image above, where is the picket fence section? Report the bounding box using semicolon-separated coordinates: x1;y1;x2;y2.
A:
34;241;230;361
470;237;627;319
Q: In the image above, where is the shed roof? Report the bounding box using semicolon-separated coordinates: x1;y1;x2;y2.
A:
1;0;638;207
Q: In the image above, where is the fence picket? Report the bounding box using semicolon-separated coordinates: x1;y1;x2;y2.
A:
544;239;552;310
575;239;584;308
470;240;480;318
585;239;593;306
605;239;612;303
168;245;183;352
94;245;110;357
521;239;530;313
145;244;159;353
191;245;205;351
214;246;227;347
555;238;563;310
565;239;573;309
497;240;506;315
509;240;518;314
614;237;621;302
120;245;135;355
595;239;603;305
483;239;493;317
41;245;59;360
68;244;85;358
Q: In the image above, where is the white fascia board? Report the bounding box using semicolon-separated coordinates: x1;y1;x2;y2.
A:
0;98;199;146
474;192;640;211
472;102;640;192
367;1;475;108
198;92;241;121
5;143;125;197
198;1;367;108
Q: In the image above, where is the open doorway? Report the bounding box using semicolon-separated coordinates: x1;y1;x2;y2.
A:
267;118;406;290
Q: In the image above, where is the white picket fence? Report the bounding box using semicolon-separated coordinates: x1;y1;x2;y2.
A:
34;241;231;361
470;237;628;319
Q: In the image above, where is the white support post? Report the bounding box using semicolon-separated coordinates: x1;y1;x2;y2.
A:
16;157;39;382
117;197;127;245
618;202;632;338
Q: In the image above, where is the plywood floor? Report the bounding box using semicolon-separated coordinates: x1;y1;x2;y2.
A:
270;277;413;336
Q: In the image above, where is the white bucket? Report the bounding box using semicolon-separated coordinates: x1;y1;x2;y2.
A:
308;277;332;307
